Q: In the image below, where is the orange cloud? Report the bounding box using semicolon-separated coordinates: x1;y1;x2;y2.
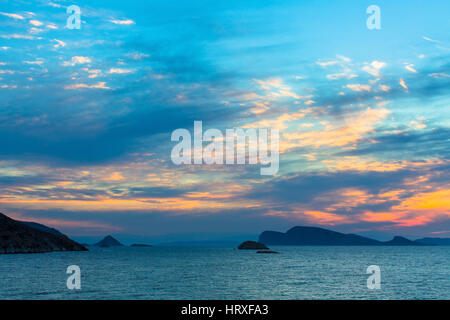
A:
360;189;450;227
282;107;390;151
323;157;444;173
102;171;125;181
303;210;349;225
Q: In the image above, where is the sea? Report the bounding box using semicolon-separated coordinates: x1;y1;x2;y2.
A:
0;246;449;300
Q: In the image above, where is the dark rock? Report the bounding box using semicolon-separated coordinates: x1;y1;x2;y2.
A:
0;212;88;254
238;240;268;250
256;250;279;254
94;235;124;247
131;243;152;247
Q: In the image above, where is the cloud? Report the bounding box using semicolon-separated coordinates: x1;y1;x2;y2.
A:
408;120;426;130
0;12;25;20
252;78;308;100
301;210;350;225
326;73;358;80
341;128;450;159
29;20;43;26
345;84;371;92
82;68;101;78
0;34;38;40
126;52;150;61
110;19;135;25
336;55;351;63
405;64;418;73
0;84;18;89
24;60;44;66
108;68;135;74
399;78;408;90
423;36;440;43
379;84;390;92
102;171;125;181
254;78;283;89
7;213;121;233
323;157;441;173
52;39;66;48
47;2;63;8
28;27;44;34
64;82;111;90
62;56;91;66
316;60;339;67
282;107;390;150
428;72;449;79
362;61;386;77
360;189;450;227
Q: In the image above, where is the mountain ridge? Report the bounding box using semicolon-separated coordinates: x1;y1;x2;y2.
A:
20;221;67;238
0;212;87;254
259;226;430;246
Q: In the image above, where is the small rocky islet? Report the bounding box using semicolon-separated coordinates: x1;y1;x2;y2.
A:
237;240;279;253
94;235;124;247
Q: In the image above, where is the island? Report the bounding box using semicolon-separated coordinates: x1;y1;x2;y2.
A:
384;236;427;246
94;235;124;247
259;226;430;246
238;240;269;250
0;212;87;254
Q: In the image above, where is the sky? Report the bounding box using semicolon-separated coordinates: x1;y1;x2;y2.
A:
0;0;449;241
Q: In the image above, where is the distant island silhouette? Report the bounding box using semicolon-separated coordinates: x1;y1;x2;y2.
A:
0;212;87;254
94;235;124;247
238;240;268;250
2;209;449;255
259;226;433;246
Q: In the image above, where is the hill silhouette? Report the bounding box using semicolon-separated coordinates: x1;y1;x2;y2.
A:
384;236;425;246
259;226;429;246
20;221;67;238
94;235;124;247
0;212;87;254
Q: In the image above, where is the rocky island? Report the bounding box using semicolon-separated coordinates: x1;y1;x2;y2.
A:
238;240;269;250
0;212;87;254
131;243;153;247
94;235;124;247
259;226;431;246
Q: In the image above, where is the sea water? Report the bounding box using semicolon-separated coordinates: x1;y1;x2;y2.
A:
0;246;449;299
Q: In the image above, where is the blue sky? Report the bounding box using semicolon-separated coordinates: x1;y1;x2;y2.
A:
0;0;449;240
